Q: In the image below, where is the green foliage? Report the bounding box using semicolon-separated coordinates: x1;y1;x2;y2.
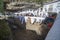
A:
0;20;10;40
0;0;4;13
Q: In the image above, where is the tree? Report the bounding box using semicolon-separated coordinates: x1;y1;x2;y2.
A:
0;0;4;13
0;20;11;40
37;0;43;7
0;1;12;40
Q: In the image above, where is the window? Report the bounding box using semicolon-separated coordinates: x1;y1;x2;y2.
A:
45;8;47;11
48;5;53;12
57;3;60;10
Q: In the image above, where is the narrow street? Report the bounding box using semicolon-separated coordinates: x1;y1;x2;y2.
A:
10;25;43;40
7;18;47;40
12;29;39;40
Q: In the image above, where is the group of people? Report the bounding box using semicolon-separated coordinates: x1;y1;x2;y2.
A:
42;13;57;29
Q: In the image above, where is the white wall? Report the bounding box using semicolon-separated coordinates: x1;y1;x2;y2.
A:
14;7;48;18
43;1;60;14
14;8;39;16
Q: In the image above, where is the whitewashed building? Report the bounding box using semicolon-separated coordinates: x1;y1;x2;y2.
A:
43;0;60;15
14;8;42;16
14;7;48;18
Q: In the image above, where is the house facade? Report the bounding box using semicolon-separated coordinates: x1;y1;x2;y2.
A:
43;0;60;14
14;7;48;18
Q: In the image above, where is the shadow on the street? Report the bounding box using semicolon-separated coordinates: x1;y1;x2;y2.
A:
6;17;49;40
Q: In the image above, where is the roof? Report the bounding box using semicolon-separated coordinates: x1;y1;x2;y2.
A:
4;2;40;11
